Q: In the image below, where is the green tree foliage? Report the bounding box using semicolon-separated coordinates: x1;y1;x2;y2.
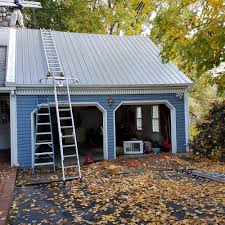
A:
29;0;224;90
33;0;152;34
189;77;222;139
102;0;152;35
29;0;104;32
191;101;225;159
150;0;225;92
34;0;66;31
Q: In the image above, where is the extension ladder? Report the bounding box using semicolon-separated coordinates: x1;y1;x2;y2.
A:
40;29;81;181
32;101;55;174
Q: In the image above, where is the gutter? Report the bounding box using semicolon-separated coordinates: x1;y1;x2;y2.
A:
6;83;193;89
0;87;16;93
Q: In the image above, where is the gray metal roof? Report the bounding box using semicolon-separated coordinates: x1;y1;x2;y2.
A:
15;28;192;87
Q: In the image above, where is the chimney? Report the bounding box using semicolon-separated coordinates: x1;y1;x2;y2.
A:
0;1;42;28
0;7;11;27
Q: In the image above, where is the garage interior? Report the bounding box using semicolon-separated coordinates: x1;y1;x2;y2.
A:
50;106;104;163
0;94;10;163
115;104;171;156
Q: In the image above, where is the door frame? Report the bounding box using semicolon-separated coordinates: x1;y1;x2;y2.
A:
0;89;17;166
113;100;177;158
31;101;108;163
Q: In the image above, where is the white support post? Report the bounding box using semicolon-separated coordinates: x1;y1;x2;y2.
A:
6;28;16;84
10;90;18;166
184;89;190;151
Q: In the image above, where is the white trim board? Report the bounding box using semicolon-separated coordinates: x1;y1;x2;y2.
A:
10;91;18;166
184;90;190;151
113;100;177;159
0;87;16;93
31;102;108;162
6;28;16;84
15;87;186;96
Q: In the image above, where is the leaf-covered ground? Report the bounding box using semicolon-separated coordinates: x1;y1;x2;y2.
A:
0;164;11;184
9;154;225;225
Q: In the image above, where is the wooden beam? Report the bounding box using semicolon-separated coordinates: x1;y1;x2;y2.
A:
0;0;42;9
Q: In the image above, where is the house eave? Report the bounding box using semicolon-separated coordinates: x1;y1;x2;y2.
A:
15;85;189;96
7;82;193;88
0;87;16;93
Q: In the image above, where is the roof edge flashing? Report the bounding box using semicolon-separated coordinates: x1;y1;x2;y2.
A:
6;28;16;84
11;83;192;88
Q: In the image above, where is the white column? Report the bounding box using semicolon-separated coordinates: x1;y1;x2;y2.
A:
184;89;190;151
10;91;18;166
170;107;177;153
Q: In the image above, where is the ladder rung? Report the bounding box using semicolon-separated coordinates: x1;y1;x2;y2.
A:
38;113;49;116
36;141;52;145
63;144;76;148
38;105;48;108
45;44;54;46
47;54;57;56
64;154;77;158
47;56;58;59
46;49;56;51
37;122;50;125
60;117;72;120
64;165;78;169
59;109;71;112
49;63;60;66
62;135;73;138
34;162;54;166
43;40;53;42
50;68;61;71
42;32;51;34
36;132;51;135
46;52;57;55
46;51;56;54
35;152;53;156
49;65;61;68
64;176;80;180
61;126;73;129
58;101;70;104
48;60;59;63
54;76;65;80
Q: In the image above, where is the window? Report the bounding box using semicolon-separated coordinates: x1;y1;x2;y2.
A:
152;105;159;132
136;107;142;130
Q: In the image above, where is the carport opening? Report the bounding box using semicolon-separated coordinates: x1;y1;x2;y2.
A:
115;104;171;156
0;94;10;164
50;106;104;163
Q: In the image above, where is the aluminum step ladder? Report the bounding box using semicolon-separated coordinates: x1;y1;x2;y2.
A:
32;101;55;174
40;29;81;181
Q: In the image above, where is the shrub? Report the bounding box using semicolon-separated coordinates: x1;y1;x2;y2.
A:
191;101;225;159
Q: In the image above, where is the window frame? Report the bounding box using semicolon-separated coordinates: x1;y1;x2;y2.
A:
152;105;160;133
136;106;143;131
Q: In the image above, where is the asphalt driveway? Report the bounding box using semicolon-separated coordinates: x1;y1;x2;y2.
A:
8;155;225;224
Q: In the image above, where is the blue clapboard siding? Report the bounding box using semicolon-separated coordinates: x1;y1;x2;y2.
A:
16;93;185;168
